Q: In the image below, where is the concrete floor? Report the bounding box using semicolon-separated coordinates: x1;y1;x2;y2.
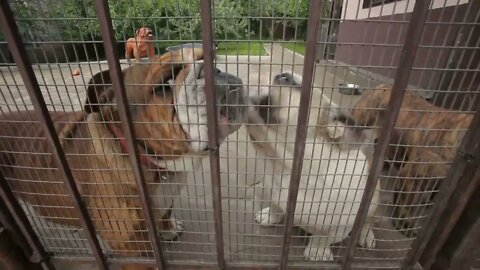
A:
0;44;416;269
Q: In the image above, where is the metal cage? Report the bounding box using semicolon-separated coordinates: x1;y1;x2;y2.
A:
0;0;478;269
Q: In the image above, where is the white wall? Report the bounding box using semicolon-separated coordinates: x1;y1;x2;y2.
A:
341;0;469;20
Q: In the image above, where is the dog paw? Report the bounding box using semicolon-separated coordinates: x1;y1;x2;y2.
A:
255;207;283;226
304;246;334;261
359;226;376;248
160;219;184;241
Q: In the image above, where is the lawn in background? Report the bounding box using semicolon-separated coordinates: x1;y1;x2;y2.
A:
216;41;267;55
283;41;306;55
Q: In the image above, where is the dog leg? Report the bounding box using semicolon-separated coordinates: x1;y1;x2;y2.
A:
255;205;284;226
159;218;184;241
157;207;184;241
359;221;376;248
304;235;334;261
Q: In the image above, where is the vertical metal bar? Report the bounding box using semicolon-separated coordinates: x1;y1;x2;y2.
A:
199;0;226;268
448;201;480;270
341;1;432;269
405;108;480;269
92;0;166;269
0;171;54;270
278;1;322;269
0;2;108;269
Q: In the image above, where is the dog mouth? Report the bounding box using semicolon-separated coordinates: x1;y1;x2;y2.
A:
218;109;242;139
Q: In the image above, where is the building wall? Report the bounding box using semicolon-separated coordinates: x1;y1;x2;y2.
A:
341;0;468;20
335;1;475;110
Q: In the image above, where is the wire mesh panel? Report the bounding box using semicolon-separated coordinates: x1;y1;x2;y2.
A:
0;0;478;269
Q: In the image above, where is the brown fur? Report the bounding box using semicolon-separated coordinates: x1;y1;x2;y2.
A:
125;27;155;62
350;84;473;236
0;48;204;270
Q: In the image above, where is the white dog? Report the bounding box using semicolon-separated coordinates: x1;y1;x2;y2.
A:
245;71;379;261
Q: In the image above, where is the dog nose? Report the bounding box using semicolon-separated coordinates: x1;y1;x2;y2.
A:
333;112;356;126
273;72;299;86
213;72;244;122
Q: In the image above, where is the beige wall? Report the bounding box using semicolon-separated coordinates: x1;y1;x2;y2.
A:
341;0;469;20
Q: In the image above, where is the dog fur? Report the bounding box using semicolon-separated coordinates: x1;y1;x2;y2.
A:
350;84;473;236
125;27;155;62
245;72;379;261
0;48;245;269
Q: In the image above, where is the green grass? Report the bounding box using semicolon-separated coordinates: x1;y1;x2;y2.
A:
283;41;306;55
216;41;267;56
151;41;267;56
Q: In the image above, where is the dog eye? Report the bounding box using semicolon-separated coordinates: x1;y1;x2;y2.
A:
215;68;221;74
152;84;170;95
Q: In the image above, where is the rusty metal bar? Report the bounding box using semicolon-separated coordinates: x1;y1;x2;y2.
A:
199;0;226;268
50;257;410;269
92;0;165;268
405;107;480;269
448;202;480;270
0;2;108;269
278;1;323;269
0;171;54;270
341;0;432;269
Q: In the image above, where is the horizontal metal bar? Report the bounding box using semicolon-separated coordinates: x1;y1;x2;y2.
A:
0;2;108;269
92;0;166;268
405;105;480;269
279;1;323;269
342;0;433;269
0;170;54;270
50;257;412;270
199;0;226;268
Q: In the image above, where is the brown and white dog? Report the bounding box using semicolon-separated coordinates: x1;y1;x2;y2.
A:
350;84;473;236
0;48;244;269
125;27;155;62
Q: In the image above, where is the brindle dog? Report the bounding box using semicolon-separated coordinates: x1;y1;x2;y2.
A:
350;84;473;236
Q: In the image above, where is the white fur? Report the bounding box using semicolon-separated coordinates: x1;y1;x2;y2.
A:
248;72;379;261
174;62;209;152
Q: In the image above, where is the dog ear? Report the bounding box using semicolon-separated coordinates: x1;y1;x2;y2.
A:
84;48;205;115
84;69;115;114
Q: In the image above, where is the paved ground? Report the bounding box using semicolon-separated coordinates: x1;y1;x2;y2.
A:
0;44;413;269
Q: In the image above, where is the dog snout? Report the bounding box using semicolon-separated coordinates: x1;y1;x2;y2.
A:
215;72;245;122
273;72;301;87
333;112;356;127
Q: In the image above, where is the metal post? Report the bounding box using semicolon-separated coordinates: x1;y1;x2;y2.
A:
199;0;226;268
0;171;54;270
341;1;432;269
0;2;108;269
404;107;480;269
278;1;323;269
92;0;166;269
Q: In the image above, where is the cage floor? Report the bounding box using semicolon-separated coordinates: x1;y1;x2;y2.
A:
2;44;415;268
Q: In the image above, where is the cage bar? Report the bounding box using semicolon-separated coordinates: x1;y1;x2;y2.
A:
278;1;323;269
199;0;226;268
91;0;166;268
341;0;433;268
0;2;108;269
404;104;480;269
0;170;54;270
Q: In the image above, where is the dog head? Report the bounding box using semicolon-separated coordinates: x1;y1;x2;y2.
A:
84;48;245;158
135;27;154;40
350;84;393;128
246;71;365;149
